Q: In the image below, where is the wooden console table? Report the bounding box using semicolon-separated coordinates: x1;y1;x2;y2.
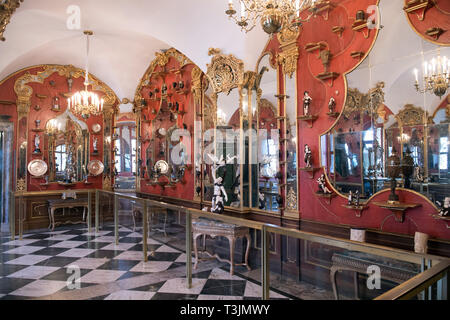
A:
330;251;419;300
192;218;251;275
47;199;89;231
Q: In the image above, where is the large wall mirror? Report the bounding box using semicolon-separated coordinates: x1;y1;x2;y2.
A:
45;109;89;183
320;0;450;204
284;72;298;214
113;119;136;189
253;53;280;212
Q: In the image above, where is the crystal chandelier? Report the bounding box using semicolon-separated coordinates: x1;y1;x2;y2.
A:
225;0;320;34
414;53;449;98
68;30;104;119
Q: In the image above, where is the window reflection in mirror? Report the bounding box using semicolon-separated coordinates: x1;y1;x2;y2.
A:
255;54;280;212
113;121;136;189
285;73;298;213
214;87;240;208
46;109;89;183
320;0;450;204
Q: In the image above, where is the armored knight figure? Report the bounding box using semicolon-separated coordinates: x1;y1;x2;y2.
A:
303;91;312;116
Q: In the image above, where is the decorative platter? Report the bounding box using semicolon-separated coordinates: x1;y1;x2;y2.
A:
157;128;167;136
27;160;48;177
155;160;169;174
92;123;101;133
87;160;104;176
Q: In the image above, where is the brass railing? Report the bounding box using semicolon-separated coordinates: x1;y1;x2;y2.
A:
9;189;450;300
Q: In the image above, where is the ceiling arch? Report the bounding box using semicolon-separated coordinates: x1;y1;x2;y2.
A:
0;0;269;103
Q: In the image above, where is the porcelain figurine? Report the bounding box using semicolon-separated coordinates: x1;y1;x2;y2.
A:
317;174;332;194
258;191;266;210
207;153;236;213
303;91;312;116
348;190;353;206
304;144;312;168
93;137;98;153
211;176;227;214
34;133;41;153
328;97;336;113
437;197;450;217
353;190;360;206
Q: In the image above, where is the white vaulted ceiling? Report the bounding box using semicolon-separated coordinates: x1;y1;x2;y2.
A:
0;0;268;103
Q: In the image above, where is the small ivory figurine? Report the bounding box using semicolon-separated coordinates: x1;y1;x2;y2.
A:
303;91;312;116
317;174;332;194
437;197;450;217
34;133;41;153
353;190;360;206
304;144;312;168
258;191;266;210
93;137;98;152
211;176;227;213
348;190;353;205
328;97;336;113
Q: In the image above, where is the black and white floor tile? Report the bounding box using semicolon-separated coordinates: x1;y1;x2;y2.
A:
0;224;295;300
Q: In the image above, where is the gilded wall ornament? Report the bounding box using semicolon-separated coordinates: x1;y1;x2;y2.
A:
206;49;244;94
395;104;431;127
16;177;26;191
14;64;118;119
134;48;194;105
0;0;23;41
344;82;386;121
286;187;298;211
277;27;299;79
191;66;204;108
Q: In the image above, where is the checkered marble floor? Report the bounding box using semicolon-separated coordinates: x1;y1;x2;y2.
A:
0;224;294;300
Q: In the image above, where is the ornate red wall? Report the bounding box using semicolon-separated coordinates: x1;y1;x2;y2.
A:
138;55;195;200
262;0;449;240
0;65;118;192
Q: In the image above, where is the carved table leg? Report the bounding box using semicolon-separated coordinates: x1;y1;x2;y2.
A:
48;206;52;230
51;208;56;231
193;232;202;270
244;233;251;270
354;272;359;300
330;266;340;300
227;235;236;275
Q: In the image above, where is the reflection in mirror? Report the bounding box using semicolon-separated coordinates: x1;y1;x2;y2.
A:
255;54;280;212
214;87;240;208
202;84;216;204
285;74;298;213
113;121;136;189
320;0;450;203
46;109;89;183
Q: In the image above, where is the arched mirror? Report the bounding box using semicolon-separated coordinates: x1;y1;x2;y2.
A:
320;0;450;204
253;54;280;212
45;109;89;184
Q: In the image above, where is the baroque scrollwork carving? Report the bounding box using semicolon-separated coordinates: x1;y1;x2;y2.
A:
0;0;23;41
286;187;298;211
14;64;118;119
16;177;26;191
395;104;431;127
277;27;299;78
206;48;244;94
134;48;194;106
191;66;203;108
344;82;386;121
